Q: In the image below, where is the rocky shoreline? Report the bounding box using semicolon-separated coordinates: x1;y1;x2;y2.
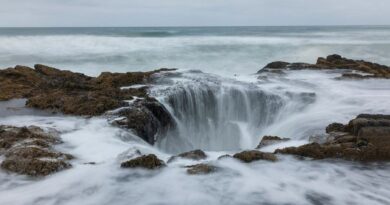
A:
276;114;390;161
0;64;175;110
0;55;389;177
259;54;390;79
0;64;176;144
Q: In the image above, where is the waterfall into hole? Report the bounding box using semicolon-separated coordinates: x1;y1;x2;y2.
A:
151;71;315;153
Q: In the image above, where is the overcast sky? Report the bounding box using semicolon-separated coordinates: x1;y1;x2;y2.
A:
1;0;389;27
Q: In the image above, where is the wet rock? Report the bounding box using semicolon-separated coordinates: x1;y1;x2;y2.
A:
276;114;390;161
117;107;160;144
0;126;60;151
120;154;165;169
0;64;176;145
259;54;390;79
262;61;290;69
356;114;390;120
186;164;218;175
340;73;370;79
5;146;73;160
0;125;73;176
288;63;318;70
1;157;72;177
276;143;338;160
114;97;175;145
256;136;290;149
357;127;390;146
168;149;207;163
178;149;207;160
25;88;130;116
140;98;175;129
233;150;277;163
0;64;175;116
326;123;346;133
0;66;42;101
345;115;390;136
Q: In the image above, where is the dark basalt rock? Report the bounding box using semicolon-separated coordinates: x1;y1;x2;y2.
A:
0;125;73;176
260;54;390;79
113;97;176;145
233;150;277;163
262;61;290;69
120;154;165;169
168;149;207;163
276;114;390;161
116;106;160;145
186;164;218;175
256;136;290;149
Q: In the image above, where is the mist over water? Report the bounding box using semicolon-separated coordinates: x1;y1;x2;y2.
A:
1;27;390;205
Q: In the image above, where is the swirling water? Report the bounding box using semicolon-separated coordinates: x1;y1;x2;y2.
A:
0;27;390;205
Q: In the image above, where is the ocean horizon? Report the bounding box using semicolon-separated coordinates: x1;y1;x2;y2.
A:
1;25;390;77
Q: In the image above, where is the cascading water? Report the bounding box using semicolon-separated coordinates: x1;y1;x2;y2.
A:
151;71;315;153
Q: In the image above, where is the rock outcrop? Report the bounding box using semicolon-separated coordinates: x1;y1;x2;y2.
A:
0;64;176;145
120;154;165;169
0;64;174;115
276;114;390;161
0;125;73;176
256;136;290;149
112;97;176;145
186;163;218;175
259;54;390;79
168;149;207;163
233;150;277;163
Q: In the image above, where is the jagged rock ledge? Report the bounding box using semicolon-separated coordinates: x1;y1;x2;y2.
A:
275;114;390;161
0;64;176;144
259;54;390;79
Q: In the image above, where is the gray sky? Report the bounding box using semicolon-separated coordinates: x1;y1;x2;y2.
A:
0;0;389;27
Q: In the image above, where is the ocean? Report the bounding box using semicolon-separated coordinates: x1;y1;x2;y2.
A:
1;26;390;205
1;26;390;76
